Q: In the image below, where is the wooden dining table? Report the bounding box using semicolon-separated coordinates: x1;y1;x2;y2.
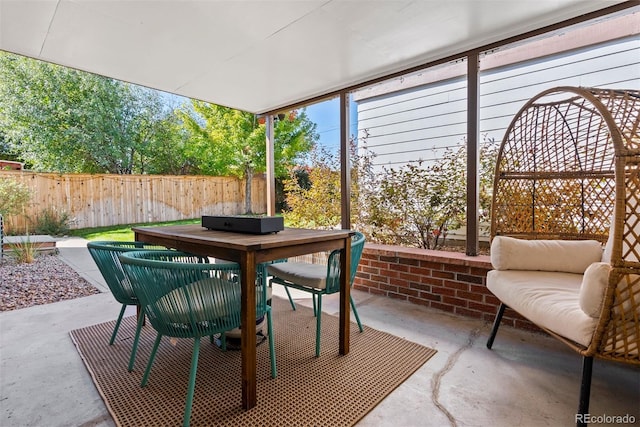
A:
132;224;353;410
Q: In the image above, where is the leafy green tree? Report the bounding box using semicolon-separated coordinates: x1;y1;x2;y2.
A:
180;103;317;213
0;52;188;174
0;131;19;163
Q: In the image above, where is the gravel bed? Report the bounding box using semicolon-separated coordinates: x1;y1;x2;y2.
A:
0;254;101;311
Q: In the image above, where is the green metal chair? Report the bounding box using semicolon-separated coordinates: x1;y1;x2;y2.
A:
267;231;365;357
87;241;167;371
119;250;276;427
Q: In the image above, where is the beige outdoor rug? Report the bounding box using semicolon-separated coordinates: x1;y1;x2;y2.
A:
70;296;436;426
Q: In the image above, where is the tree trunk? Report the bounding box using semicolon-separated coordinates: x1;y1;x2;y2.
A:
245;167;253;214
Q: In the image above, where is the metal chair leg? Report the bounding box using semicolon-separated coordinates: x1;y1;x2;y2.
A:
284;286;296;310
350;296;364;332
312;294;318;316
576;356;593;427
486;303;506;349
267;307;277;378
109;304;127;345
315;294;322;357
127;311;145;372
183;337;201;427
141;333;162;387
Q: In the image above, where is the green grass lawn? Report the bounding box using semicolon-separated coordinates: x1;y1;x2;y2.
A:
70;218;200;241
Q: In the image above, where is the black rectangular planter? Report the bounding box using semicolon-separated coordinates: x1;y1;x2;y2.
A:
201;215;284;234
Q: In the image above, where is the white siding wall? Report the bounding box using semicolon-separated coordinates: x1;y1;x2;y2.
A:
357;36;640;169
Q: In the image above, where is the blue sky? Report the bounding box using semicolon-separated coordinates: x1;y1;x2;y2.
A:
303;97;358;153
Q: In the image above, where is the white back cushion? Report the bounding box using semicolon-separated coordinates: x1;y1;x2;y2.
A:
491;236;603;274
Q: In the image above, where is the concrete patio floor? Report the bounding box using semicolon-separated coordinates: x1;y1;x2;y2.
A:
1;238;638;427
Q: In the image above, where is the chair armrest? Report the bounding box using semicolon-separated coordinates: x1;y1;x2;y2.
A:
491;236;603;273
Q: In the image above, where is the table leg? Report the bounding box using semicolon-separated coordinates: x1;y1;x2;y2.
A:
136;304;145;326
240;251;257;409
339;236;351;355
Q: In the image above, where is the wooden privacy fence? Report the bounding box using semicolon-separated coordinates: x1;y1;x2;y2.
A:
0;171;266;234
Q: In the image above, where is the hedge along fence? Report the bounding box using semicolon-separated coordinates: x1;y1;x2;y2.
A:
0;171;266;234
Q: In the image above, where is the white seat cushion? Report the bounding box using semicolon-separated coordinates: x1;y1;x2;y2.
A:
487;270;598;347
267;262;327;289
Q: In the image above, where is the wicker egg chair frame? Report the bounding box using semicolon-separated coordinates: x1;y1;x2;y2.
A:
489;86;639;422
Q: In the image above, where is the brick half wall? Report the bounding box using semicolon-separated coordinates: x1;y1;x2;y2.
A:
354;244;538;331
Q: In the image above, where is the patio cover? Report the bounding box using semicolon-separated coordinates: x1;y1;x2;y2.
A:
0;0;630;114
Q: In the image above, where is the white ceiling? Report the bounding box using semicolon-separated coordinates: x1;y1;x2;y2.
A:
0;0;629;114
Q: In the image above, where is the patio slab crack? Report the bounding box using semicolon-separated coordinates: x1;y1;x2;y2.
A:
431;327;481;427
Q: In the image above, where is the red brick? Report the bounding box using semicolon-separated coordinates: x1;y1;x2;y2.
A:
469;284;490;296
389;263;410;272
470;266;491;276
370;260;390;269
420;261;445;270
389;277;410;288
398;272;422;283
361;265;379;274
397;287;420;298
484;294;501;305
456;290;484;302
443;280;469;291
370;274;389;283
410;282;431;292
431;286;456;297
399;257;420;266
418;276;443;287
448;264;470;273
419;292;442;302
457;273;484;284
409;265;432;276
432;270;454;279
356;278;378;288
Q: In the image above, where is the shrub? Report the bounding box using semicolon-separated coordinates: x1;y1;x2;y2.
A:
8;236;38;263
31;208;70;236
0;178;32;258
282;133;499;250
